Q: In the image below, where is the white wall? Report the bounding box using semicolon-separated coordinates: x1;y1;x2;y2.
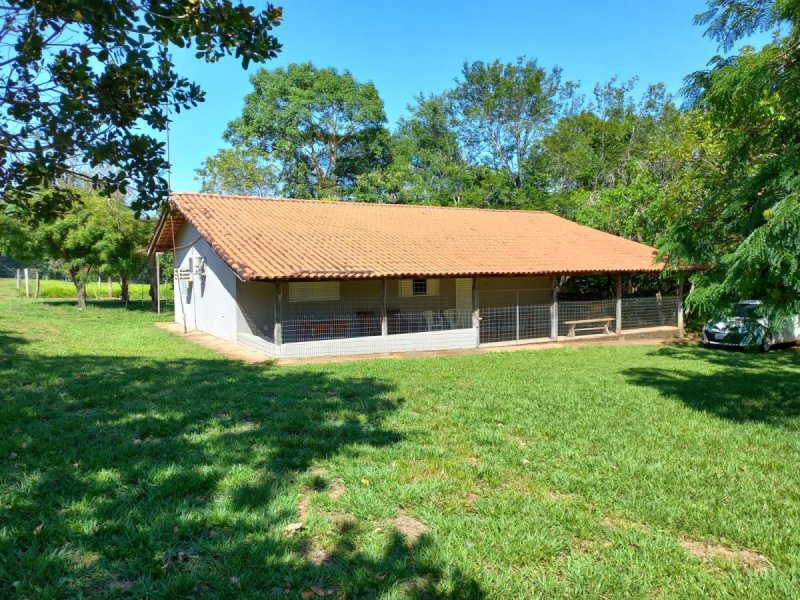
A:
173;222;238;342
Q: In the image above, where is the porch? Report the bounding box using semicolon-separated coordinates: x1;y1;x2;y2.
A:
235;275;683;359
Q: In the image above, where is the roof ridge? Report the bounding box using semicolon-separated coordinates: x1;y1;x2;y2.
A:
169;192;553;216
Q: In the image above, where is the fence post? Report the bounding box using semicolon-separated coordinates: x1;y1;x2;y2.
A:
615;273;622;334
550;276;559;341
380;278;388;336
35;270;40;298
155;252;161;314
273;282;283;351
472;278;480;347
24;268;30;297
677;277;685;335
16;269;21;295
148;252;159;312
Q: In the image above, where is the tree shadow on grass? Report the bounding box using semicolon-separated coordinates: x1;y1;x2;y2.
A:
623;344;800;429
0;332;483;598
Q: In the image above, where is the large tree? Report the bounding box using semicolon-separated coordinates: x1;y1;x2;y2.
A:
91;199;153;305
451;57;574;200
195;148;278;197
541;80;721;246
221;63;389;198
355;94;483;205
4;187;151;307
357;58;573;209
667;0;800;316
32;191;108;308
0;0;282;216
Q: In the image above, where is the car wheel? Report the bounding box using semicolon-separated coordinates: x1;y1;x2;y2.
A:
761;337;773;352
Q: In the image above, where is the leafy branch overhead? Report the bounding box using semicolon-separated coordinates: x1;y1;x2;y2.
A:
670;0;800;316
0;0;283;215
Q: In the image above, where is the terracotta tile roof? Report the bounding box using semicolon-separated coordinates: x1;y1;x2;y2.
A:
151;193;665;280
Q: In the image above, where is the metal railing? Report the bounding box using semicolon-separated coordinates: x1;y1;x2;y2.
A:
232;284;681;358
479;289;552;344
283;301;382;343
480;303;551;344
478;293;679;345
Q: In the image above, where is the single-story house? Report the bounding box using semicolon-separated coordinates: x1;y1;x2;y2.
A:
148;193;682;359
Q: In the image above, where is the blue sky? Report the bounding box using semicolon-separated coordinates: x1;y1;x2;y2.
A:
164;0;756;192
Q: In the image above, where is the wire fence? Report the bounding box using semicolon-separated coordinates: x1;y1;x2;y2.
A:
479;289;551;344
478;293;679;345
622;296;680;330
276;325;478;359
480;304;551;343
2;264;172;304
282;304;473;345
559;299;618;337
283;298;383;343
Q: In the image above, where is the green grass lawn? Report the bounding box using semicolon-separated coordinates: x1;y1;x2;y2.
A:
4;276;171;302
1;285;799;598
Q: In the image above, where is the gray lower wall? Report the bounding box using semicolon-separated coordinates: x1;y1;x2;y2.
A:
236;280;275;341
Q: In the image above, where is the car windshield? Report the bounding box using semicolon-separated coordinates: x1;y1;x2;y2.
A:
735;303;760;318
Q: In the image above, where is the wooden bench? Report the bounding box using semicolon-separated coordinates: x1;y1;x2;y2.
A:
301;319;349;340
564;317;614;337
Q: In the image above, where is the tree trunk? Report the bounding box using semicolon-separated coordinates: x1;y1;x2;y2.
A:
74;278;87;309
120;275;130;307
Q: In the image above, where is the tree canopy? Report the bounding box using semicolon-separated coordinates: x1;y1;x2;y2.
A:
2;187;151;307
0;0;282;216
196;148;278;197
666;0;800;316
216;63;390;199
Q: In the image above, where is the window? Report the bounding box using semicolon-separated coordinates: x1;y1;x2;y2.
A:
399;278;439;297
288;281;340;302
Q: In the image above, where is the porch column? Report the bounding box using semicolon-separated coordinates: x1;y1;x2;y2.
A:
550;276;559;341
677;276;685;335
472;278;480;347
273;281;283;348
381;278;388;336
154;252;161;314
615;273;622;334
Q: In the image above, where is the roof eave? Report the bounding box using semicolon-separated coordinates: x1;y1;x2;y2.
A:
245;265;667;283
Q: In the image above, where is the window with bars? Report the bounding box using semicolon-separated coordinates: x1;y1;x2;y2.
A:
399;278;440;297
